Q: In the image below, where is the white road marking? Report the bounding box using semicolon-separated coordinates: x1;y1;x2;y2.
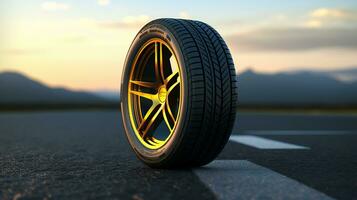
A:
243;130;353;136
230;135;309;149
194;160;333;200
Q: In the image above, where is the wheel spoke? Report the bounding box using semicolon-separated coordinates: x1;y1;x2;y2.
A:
130;80;157;88
165;100;176;123
164;70;179;85
155;43;161;83
129;90;156;101
162;105;173;131
138;103;158;130
155;42;165;83
141;104;164;138
167;80;180;95
159;43;166;82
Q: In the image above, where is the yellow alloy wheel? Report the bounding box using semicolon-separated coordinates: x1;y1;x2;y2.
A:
128;38;182;149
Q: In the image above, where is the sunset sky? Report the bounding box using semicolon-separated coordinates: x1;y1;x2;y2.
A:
1;0;357;91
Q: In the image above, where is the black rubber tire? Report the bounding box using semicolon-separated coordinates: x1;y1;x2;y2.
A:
121;18;237;168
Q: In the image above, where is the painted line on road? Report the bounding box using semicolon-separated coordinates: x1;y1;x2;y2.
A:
230;135;309;149
242;130;353;136
194;160;333;200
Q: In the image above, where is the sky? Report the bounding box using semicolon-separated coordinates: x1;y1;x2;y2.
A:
0;0;357;91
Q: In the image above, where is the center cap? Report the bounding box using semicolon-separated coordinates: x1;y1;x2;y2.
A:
158;87;167;103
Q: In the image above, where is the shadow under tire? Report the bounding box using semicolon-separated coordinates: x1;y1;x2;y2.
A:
121;18;237;168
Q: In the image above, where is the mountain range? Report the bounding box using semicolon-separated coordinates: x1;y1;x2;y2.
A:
0;68;356;106
238;69;357;105
0;72;108;105
289;67;357;82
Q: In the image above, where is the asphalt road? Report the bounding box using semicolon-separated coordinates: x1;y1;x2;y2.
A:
0;111;356;199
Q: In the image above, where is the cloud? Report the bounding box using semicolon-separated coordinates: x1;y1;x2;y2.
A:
61;35;88;44
305;8;357;27
310;8;352;19
179;11;191;19
304;20;323;28
97;0;110;6
41;1;70;11
226;27;357;52
96;15;151;29
121;15;151;26
0;48;43;55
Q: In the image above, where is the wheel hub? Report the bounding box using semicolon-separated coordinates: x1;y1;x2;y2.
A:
158;86;167;103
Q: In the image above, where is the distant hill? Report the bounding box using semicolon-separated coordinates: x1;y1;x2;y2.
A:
239;69;357;105
93;90;120;101
0;71;109;105
291;67;357;82
318;67;357;82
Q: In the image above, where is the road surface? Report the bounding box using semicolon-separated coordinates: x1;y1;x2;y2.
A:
0;111;356;199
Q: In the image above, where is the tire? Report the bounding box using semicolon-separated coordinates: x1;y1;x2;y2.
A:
120;18;237;168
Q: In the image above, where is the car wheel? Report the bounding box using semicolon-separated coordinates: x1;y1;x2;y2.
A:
120;18;237;168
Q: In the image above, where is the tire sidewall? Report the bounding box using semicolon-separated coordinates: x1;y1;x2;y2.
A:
120;22;189;166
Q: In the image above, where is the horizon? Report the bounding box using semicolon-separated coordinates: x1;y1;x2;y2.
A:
1;67;357;94
1;0;357;91
2;66;357;108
